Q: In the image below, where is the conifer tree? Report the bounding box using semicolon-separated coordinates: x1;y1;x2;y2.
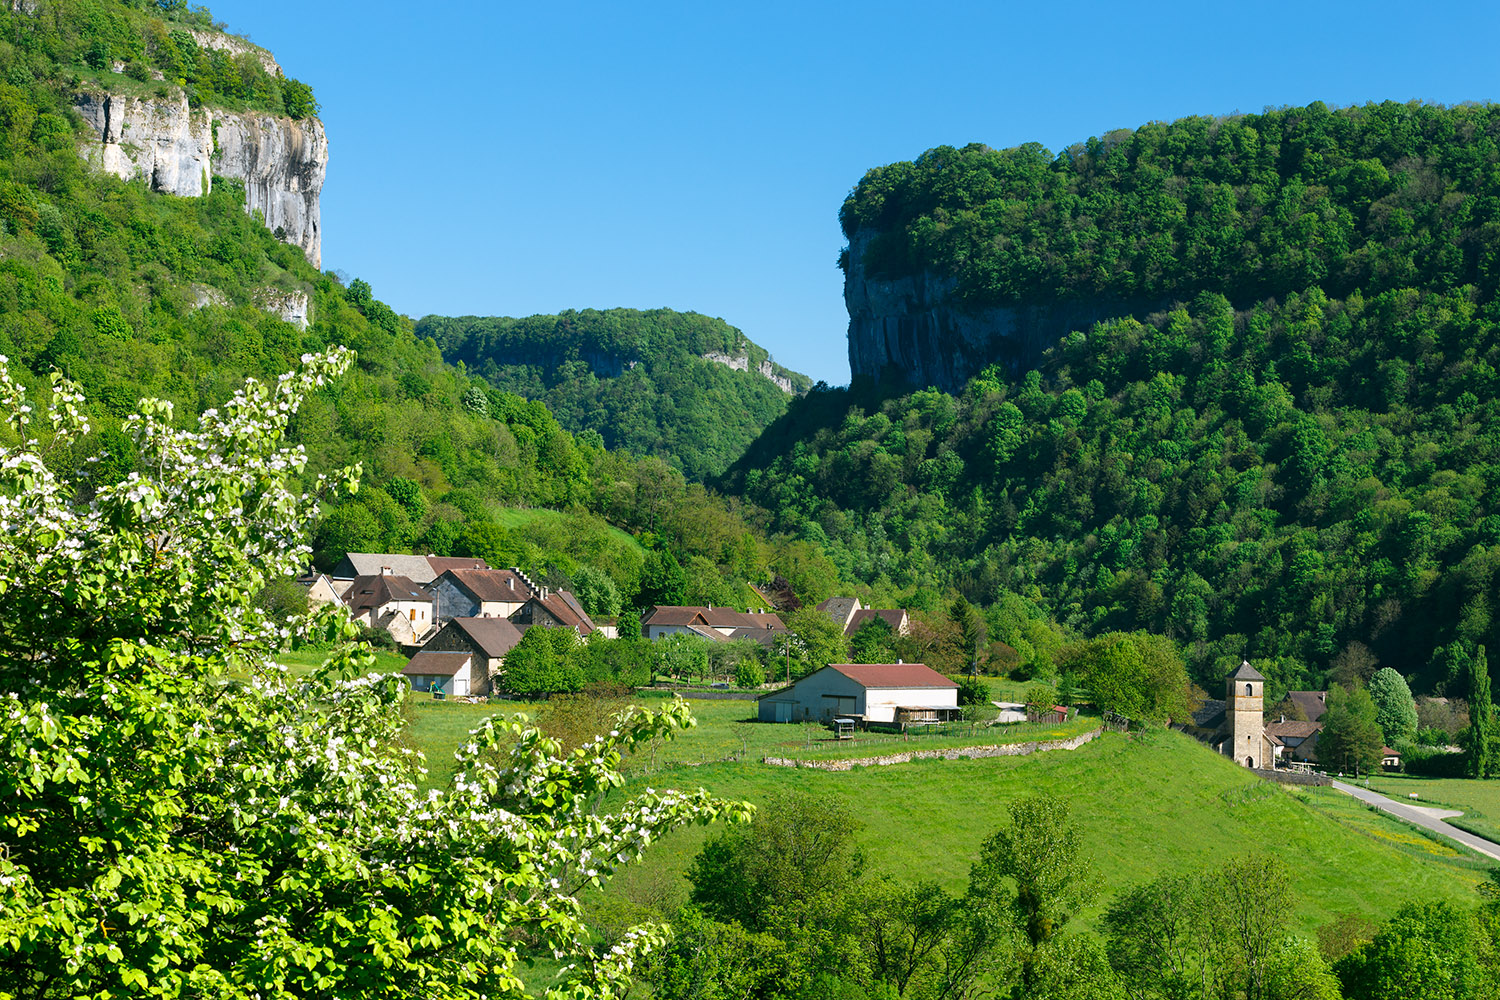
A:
1464;646;1495;779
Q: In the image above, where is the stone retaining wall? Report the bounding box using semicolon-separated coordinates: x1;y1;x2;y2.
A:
1251;768;1331;787
763;727;1103;771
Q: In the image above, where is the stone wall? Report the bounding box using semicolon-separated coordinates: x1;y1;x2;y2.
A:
1251;768;1331;787
763;726;1102;771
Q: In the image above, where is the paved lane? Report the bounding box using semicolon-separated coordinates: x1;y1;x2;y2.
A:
1333;780;1500;861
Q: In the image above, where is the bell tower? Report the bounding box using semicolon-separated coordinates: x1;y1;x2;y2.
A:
1226;660;1266;769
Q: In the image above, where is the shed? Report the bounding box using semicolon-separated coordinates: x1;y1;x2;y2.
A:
402;651;475;696
756;662;959;724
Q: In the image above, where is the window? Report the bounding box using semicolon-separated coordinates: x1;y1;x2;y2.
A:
1245;683;1253;696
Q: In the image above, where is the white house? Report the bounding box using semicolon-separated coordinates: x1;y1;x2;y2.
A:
342;571;435;637
756;662;960;725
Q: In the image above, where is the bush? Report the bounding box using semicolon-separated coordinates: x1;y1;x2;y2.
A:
735;659;765;689
955;674;989;706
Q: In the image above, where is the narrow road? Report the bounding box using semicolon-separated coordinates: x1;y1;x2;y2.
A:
1333;781;1500;861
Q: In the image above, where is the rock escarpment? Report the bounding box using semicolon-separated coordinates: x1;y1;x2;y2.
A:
701;351;795;393
73;95;327;268
843;229;1150;393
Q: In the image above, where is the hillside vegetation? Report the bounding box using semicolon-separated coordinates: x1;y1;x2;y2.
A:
730;102;1500;696
0;1;840;611
420;309;811;480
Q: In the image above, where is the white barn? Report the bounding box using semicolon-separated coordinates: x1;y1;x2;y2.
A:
757;662;960;725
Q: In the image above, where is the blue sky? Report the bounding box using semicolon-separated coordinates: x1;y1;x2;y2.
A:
211;1;1500;385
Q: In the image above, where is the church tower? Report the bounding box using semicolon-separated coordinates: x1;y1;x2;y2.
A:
1226;660;1266;769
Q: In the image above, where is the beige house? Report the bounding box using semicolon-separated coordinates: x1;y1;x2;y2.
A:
757;662;959;725
342;571;435;640
419;616;528;691
300;573;348;606
430;568;537;621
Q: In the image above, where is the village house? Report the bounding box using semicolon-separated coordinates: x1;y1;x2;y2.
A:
429;567;538;622
299;572;348;606
329;552;492;586
401;650;481;697
510;588;597;637
815;597;910;637
415;616;529;693
642;605;785;641
756;662;960;725
341;570;436;642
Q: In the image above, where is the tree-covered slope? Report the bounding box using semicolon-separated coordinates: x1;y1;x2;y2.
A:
728;102;1500;698
419;309;811;480
841;101;1499;312
0;1;843;612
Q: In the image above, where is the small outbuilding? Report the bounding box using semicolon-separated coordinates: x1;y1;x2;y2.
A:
402;651;477;696
757;662;959;725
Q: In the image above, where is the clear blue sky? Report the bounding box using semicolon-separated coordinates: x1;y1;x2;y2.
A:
211;1;1499;385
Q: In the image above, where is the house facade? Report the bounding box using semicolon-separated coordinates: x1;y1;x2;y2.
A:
643;605;784;641
430;568;536;622
419;617;528;693
756;662;959;725
511;589;596;636
402;651;477;696
815;597;910;637
341;572;435;636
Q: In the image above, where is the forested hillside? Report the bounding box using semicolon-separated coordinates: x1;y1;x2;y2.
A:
420;309;811;480
0;0;838;614
730;102;1500;697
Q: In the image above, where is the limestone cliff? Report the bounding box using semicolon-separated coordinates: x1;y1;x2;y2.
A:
843;229;1152;393
701;351;796;393
212;112;326;268
72;90;327;267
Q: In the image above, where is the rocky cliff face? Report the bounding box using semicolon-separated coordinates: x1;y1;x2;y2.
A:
212;112;326;268
843;229;1150;393
73;93;327;268
701;351;795;393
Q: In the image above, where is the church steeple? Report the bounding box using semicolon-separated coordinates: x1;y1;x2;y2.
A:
1227;660;1266;769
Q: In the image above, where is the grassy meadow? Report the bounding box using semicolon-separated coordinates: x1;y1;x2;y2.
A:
269;653;1495;939
592;709;1492;938
1365;773;1500;845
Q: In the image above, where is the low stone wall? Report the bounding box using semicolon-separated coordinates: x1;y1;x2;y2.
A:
763;727;1103;771
1251;768;1331;787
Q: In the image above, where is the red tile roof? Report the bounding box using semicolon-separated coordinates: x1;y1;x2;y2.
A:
828;663;956;689
441;568;535;603
426;556;492;575
450;617;527;658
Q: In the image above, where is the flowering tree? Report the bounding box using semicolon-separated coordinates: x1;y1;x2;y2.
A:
0;350;748;998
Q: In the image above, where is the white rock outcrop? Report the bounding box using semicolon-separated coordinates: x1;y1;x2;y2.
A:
185;29;282;77
252;288;311;329
212;112;326;268
701;351;794;394
74;92;213;198
73;92;327;267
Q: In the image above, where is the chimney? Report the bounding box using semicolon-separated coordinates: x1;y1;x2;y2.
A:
381;566;390;576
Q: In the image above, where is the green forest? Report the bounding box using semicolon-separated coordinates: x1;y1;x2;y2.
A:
420;309;812;480
729;101;1500;699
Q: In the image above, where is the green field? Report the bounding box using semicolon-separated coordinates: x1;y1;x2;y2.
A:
1366;773;1500;845
590;713;1490;938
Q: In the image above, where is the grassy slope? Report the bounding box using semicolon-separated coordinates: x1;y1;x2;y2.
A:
492;507;645;554
600;717;1488;935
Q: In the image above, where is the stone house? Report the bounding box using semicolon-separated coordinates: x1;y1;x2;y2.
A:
430;568;537;622
417;617;529;694
511;588;597;637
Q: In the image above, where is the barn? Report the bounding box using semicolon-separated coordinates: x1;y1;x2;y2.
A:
756;662;960;725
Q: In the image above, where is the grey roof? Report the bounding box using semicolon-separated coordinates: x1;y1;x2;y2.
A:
450;617;527;658
1287;691;1329;722
1229;660;1266;681
816;597;860;626
402;651;471;677
1191;699;1227;729
342;574;430;614
337;553;440;583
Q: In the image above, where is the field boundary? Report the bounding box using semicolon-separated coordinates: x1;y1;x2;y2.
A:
763;726;1103;770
